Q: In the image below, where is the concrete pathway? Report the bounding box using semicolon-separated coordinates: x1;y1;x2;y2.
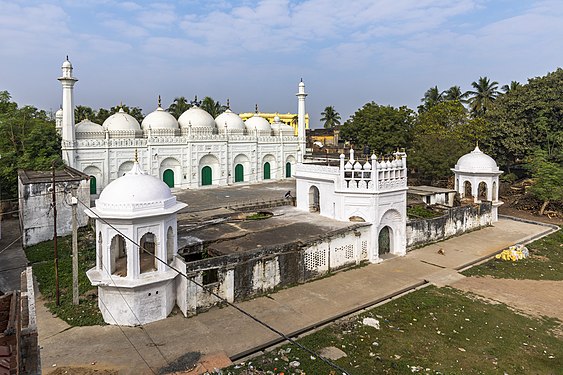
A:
37;218;553;374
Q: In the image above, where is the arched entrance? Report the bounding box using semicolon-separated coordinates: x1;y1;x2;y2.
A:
202;166;212;186
263;162;271;180
309;185;320;213
235;164;244;182
110;235;127;277
285;162;291;178
478;181;488;201
464;181;472;198
89;176;97;195
378;226;391;256
163;169;174;188
140;233;157;274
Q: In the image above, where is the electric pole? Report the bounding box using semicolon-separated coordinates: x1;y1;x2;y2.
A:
71;195;79;305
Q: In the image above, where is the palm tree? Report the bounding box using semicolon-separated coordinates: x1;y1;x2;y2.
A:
167;96;191;119
443;85;469;103
418;86;443;113
501;81;521;94
320;106;341;129
200;96;227;118
466;76;499;116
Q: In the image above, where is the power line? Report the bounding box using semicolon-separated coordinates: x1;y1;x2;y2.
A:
76;197;351;374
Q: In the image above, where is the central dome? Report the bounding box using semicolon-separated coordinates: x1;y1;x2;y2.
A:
215;109;245;131
141;106;179;130
95;162;186;218
454;146;500;173
178;107;216;129
245;113;271;133
76;119;103;133
103;108;141;131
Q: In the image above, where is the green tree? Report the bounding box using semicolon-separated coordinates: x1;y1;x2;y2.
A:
94;108;111;124
320;106;341;128
418;86;443;113
527;149;563;215
167;96;191;119
340;102;415;154
443;86;468;103
200;96;226;118
501;81;521;94
74;105;95;123
109;104;144;123
467;76;499;117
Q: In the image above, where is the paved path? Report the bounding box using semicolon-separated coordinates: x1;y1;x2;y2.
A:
0;218;27;293
37;218;553;374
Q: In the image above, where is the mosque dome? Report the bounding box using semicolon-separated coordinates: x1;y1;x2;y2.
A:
76;119;103;133
271;115;295;136
95;161;185;218
454;145;500;173
245;113;271;133
55;108;63;119
62;60;72;68
103;108;141;131
215;109;245;131
141;106;178;130
178;107;216;129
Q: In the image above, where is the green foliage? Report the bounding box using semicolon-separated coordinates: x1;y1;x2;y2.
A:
167;96;191;119
463;229;563;280
407;205;443;219
484;68;563;169
500;172;518;184
0;91;63;199
200;96;226;118
320;105;341;128
74;104;145;124
409;101;478;183
418;85;443;113
527;150;563;213
340;102;415;154
25;228;105;326
227;286;563;374
467;76;499;117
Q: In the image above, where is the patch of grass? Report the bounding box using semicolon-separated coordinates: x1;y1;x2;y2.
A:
226;287;563;374
462;229;563;280
25;227;105;326
407;205;443;219
246;212;273;220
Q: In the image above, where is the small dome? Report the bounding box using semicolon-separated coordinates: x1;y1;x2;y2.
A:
454;146;499;173
271;116;294;136
76;119;103;133
178;107;216;129
245;114;271;133
141;107;178;130
95;162;186;218
62;60;72;68
215;109;245;131
55;108;63;118
103;108;141;131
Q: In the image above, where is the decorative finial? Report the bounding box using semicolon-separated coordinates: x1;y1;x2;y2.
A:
226;98;230;109
158;95;161;108
255;104;259;113
134;149;138;163
66;55;69;61
300;78;303;82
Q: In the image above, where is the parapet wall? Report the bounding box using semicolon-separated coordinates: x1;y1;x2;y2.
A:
406;202;493;250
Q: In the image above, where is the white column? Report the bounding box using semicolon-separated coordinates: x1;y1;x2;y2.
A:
58;57;78;167
296;80;307;162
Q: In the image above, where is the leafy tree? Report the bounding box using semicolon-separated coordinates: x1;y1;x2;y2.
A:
320;106;341;128
94;108;111;124
200;96;226;118
0;92;62;199
527;149;563;215
74;105;96;123
167;96;191;119
484;68;563;169
340;102;415;154
418;86;443;113
443;86;469;103
409;101;481;183
467;76;499;117
501;81;521;94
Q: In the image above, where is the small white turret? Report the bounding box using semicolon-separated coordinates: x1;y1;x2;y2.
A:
296;79;307;161
58;56;78;167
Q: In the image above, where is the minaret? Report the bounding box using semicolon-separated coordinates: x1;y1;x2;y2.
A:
296;79;307;162
58;56;78;167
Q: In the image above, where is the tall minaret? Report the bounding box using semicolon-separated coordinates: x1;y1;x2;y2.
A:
58;56;78;167
296;79;307;162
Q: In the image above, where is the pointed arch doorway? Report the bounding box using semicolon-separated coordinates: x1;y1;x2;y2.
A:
163;169;174;188
235;164;244;182
202;166;212;186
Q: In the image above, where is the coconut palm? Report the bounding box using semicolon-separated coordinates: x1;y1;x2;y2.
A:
501;81;522;94
167;97;191;119
200;96;227;118
320;106;341;129
467;77;499;116
418;86;443;113
443;85;469;103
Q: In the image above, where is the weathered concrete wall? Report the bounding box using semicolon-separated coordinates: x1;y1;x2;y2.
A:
177;224;370;316
406;202;492;250
18;180;90;247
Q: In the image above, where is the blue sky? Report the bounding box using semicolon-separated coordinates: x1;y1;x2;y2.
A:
1;0;562;127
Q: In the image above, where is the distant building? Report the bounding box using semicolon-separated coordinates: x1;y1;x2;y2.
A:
238;111;309;136
307;127;342;148
408;186;456;207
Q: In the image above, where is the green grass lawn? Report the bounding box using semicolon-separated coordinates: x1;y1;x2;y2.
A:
462;229;563;280
226;287;562;375
25;227;105;326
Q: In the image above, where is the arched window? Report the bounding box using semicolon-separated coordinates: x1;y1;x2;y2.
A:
163;169;174;188
90;176;97;195
378;226;392;256
234;164;244;182
492;181;498;201
263;162;271;180
464;181;472;198
98;232;103;271
285;162;291;178
478;182;488;201
110;235;127;277
167;227;174;264
140;233;157;274
309;185;320;213
201;166;212;186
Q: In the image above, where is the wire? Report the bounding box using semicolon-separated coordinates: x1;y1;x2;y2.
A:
76;197;351;374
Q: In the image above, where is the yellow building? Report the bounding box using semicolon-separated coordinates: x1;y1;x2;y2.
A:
238;112;309;136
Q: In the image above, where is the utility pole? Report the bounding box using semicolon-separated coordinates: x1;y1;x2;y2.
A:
52;162;60;307
71;195;79;305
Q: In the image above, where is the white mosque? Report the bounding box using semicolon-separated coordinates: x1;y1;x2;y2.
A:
56;58;306;194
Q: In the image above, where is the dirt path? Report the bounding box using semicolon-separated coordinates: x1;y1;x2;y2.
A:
451;276;563;321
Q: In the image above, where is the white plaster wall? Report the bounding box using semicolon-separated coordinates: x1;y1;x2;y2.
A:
252;258;281;292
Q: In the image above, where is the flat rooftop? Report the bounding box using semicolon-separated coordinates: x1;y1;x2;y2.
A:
408;185;455;196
